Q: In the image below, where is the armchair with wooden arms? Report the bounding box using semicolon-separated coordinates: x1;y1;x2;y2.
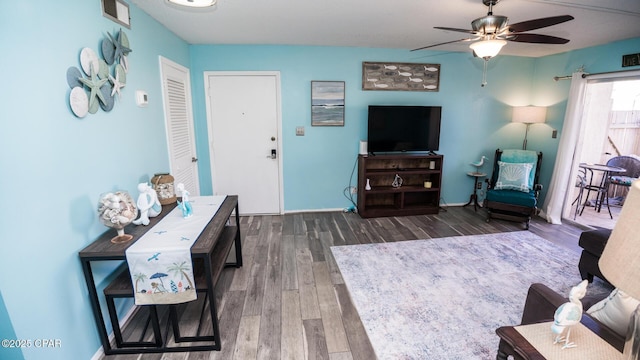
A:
484;149;543;230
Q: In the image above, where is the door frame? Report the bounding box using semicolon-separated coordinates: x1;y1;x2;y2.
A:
203;71;284;214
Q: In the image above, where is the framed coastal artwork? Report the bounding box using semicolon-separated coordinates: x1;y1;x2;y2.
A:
311;81;345;126
362;62;440;92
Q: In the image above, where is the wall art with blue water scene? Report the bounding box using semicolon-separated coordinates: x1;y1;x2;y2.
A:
311;81;345;126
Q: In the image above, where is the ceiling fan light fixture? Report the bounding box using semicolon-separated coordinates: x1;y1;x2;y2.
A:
469;39;507;59
471;15;509;34
166;0;217;8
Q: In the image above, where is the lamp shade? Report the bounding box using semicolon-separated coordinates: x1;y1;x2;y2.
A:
469;40;507;59
166;0;216;7
599;180;640;300
512;106;547;124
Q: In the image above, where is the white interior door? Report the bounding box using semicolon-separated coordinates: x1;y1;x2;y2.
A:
205;72;282;215
159;57;200;195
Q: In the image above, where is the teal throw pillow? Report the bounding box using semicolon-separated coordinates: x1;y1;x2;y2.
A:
495;161;533;192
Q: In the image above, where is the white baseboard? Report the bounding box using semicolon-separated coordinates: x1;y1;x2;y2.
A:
283;207;345;214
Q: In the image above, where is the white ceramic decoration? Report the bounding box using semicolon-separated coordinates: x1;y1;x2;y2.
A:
470;156;487;172
551;279;589;349
80;47;100;76
392;174;403;188
176;183;193;218
132;183;162;226
109;64;126;98
97;190;138;243
69;86;89;118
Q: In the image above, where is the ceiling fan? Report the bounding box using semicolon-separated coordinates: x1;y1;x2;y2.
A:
412;0;574;55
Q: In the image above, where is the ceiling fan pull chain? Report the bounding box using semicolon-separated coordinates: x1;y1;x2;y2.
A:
481;60;488;87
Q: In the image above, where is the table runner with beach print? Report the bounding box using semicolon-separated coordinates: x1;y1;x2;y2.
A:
125;195;226;305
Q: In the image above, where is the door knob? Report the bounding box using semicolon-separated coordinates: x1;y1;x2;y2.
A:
192;157;198;163
267;149;277;159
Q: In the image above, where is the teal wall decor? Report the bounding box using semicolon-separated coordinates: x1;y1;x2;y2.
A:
67;28;132;118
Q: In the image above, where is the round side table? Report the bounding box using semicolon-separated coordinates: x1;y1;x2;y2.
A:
464;172;486;211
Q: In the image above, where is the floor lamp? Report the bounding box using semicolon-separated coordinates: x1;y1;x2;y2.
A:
599;180;640;359
512;106;546;150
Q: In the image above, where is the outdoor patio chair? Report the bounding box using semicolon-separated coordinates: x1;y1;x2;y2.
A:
606;156;640;199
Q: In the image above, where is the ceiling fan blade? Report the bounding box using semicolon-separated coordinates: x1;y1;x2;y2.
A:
507;33;570;44
434;26;477;35
508;15;574;33
411;38;473;52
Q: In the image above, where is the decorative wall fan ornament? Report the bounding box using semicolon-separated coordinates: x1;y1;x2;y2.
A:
412;0;574;86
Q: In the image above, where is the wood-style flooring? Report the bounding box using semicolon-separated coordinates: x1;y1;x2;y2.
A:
102;206;590;360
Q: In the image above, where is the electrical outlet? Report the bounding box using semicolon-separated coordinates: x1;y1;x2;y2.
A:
476;182;482;189
552;129;558;138
296;126;305;136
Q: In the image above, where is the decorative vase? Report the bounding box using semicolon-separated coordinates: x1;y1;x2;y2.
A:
97;190;138;243
365;178;372;191
151;173;177;205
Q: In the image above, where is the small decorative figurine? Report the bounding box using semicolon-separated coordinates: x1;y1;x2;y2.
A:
132;182;162;226
392;174;403;188
176;183;192;218
470;156;487;174
551;280;589;349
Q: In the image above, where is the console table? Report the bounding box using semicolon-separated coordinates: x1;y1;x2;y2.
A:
79;195;242;354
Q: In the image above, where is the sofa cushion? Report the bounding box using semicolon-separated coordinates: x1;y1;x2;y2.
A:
610;175;636;186
587;288;640;337
578;228;611;255
485;188;537;208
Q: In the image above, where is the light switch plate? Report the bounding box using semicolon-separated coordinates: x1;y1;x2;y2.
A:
296;126;305;136
136;90;148;107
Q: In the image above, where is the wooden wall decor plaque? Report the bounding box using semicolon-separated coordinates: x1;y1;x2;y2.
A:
362;62;440;92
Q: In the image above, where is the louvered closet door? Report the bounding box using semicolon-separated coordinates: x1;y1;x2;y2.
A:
159;57;200;195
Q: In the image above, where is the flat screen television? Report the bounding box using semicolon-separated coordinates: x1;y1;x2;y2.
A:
367;105;442;153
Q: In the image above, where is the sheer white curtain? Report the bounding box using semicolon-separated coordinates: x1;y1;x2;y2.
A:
540;72;587;224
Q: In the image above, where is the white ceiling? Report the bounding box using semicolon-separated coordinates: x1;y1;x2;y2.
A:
131;0;640;58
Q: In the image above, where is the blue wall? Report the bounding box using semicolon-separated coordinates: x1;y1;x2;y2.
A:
189;45;539;210
1;1;639;359
0;2;189;359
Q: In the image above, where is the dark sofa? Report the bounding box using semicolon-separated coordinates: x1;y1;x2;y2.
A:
578;228;612;285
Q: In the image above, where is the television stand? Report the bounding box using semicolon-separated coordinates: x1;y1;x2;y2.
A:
357;154;443;218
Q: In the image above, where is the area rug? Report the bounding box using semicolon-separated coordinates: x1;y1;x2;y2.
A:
330;231;612;360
